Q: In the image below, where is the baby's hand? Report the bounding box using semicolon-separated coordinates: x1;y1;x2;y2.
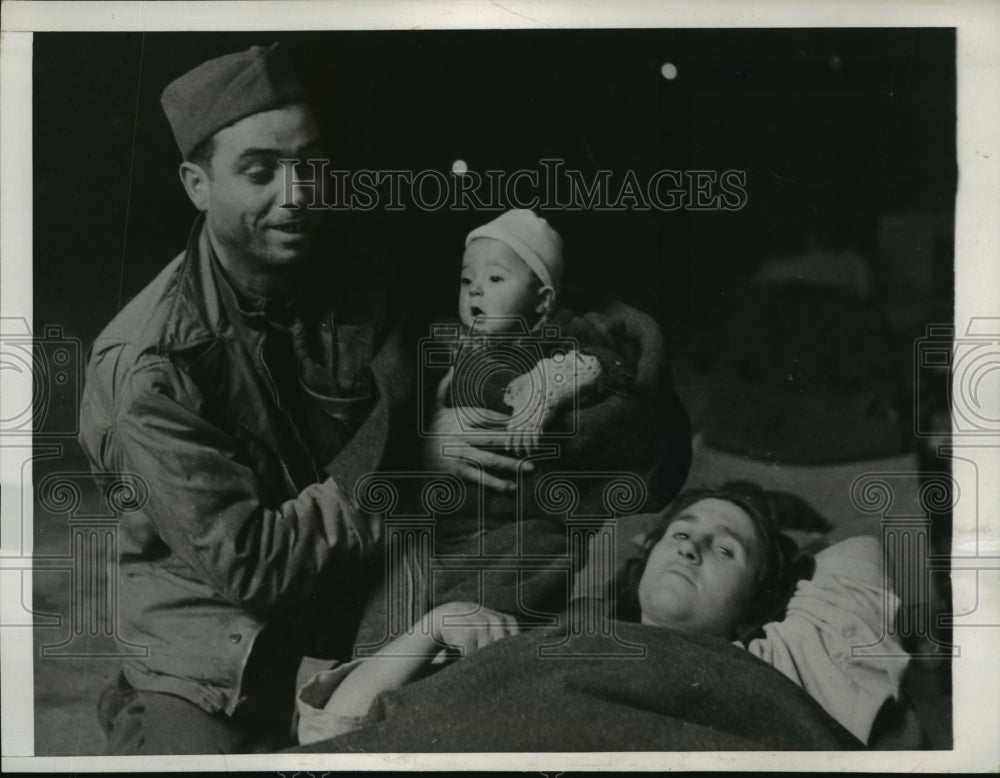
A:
423;602;520;657
504;412;547;457
502;351;602;455
502;366;554;457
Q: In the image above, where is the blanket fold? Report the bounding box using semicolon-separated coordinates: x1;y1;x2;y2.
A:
291;621;863;752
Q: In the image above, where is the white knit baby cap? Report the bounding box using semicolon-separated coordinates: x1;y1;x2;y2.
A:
465;209;564;293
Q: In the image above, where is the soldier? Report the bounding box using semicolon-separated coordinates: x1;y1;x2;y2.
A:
79;43;413;754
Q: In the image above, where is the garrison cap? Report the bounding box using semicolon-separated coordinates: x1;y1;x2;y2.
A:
160;42;306;159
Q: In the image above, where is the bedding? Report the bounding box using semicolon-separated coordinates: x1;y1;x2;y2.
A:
291;617;862;752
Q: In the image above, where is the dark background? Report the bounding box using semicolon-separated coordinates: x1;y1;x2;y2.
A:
33;28;955;345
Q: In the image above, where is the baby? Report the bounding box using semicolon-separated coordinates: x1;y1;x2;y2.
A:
443;208;627;455
353;210;642;650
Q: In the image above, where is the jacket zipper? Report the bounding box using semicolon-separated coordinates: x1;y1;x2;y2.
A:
256;335;319;495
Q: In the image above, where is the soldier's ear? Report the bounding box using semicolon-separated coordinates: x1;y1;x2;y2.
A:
179;161;211;212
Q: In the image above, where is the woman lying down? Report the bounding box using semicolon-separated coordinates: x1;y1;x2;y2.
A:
295;482;909;751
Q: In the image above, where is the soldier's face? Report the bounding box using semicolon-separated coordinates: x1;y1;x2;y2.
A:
202;103;324;274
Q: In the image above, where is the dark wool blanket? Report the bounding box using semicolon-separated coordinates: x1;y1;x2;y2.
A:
291;621;862;752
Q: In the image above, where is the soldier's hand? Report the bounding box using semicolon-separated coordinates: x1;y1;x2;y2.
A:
424;371;529;492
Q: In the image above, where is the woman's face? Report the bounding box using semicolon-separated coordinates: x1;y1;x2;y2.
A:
638;498;766;637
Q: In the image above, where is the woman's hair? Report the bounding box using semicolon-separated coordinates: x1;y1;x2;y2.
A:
616;480;824;642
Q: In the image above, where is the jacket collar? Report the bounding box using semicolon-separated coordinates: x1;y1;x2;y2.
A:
159;214;228;354
158;214;303;349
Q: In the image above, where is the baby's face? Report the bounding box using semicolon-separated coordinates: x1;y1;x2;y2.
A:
638;498;765;638
459;239;543;334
